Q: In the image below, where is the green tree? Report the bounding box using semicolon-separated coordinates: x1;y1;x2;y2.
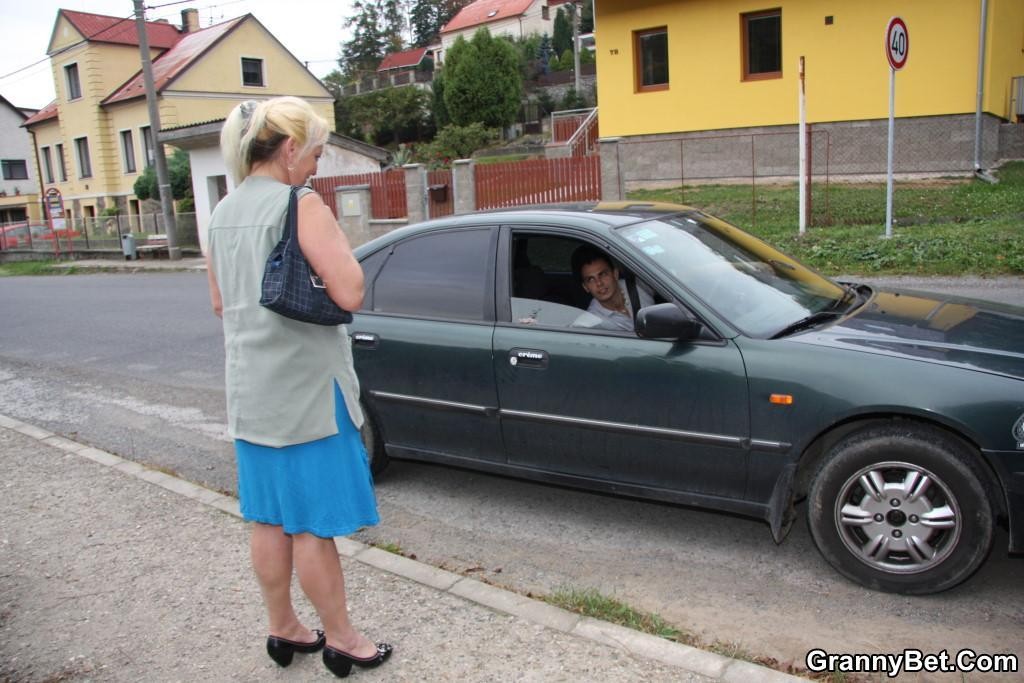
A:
431;70;450;129
553;8;572;56
133;149;192;202
580;0;594;34
340;1;386;79
443;29;523;129
345;86;431;145
409;0;470;48
381;0;406;54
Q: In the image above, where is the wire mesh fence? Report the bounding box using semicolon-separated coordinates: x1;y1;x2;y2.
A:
0;213;200;254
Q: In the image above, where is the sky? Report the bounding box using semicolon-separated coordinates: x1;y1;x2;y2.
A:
0;0;356;110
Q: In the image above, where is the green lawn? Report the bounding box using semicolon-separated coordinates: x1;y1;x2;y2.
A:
627;162;1024;276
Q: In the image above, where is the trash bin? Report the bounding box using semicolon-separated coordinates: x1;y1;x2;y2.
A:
121;233;137;260
428;184;448;203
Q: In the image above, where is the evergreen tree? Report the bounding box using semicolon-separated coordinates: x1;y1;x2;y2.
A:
443;29;523;129
340;1;387;79
381;0;406;54
409;0;471;48
552;7;572;56
537;33;554;73
580;0;594;34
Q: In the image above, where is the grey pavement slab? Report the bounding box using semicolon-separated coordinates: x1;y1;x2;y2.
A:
0;421;802;682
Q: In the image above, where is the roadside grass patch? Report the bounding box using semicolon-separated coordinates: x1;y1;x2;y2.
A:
626;161;1024;277
371;540;407;556
0;260;70;276
543;586;688;643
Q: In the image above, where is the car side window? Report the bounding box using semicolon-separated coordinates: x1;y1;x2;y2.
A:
509;233;662;334
372;228;492;321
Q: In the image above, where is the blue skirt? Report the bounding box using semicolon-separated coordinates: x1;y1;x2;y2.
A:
235;382;380;538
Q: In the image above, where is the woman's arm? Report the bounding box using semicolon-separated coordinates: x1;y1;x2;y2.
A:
296;191;364;311
206;253;223;318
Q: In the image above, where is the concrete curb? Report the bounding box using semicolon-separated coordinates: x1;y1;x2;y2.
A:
0;412;803;683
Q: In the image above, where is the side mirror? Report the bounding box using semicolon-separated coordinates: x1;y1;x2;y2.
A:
636;303;703;341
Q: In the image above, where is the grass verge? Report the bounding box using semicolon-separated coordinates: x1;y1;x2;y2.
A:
0;260;70;276
543;586;685;642
626;161;1024;277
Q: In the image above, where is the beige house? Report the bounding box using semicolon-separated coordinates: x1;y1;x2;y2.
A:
1;95;41;225
22;7;334;230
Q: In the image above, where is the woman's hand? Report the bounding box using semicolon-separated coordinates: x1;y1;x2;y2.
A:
206;253;223;318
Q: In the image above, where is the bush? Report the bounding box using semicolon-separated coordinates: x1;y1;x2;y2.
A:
415;123;497;168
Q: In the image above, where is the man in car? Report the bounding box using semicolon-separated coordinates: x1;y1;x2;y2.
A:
570;245;654;332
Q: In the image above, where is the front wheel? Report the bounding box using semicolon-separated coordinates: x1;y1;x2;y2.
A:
807;423;993;594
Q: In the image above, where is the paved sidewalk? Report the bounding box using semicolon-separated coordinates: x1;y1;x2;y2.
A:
0;415;799;682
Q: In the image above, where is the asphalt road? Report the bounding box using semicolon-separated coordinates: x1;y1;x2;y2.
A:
1;271;1021;677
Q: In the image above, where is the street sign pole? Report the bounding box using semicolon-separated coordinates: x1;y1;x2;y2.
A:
885;65;895;238
884;17;908;239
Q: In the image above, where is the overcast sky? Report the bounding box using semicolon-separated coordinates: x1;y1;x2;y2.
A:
0;0;356;110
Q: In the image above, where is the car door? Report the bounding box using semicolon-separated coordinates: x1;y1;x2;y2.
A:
350;226;505;464
492;227;752;501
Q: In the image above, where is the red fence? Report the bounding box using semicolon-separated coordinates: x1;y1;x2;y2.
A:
311;169;407;220
553;115;588;143
475;156;601;210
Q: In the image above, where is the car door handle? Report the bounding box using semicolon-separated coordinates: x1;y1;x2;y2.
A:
351;332;379;349
509;348;549;369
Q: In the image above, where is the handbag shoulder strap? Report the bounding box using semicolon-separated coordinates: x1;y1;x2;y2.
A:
284;185;300;241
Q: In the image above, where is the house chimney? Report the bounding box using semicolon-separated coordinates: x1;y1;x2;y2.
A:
181;8;200;33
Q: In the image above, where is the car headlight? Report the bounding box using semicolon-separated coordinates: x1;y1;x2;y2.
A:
1015;413;1024;450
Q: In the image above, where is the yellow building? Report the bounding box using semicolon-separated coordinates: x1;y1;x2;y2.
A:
23;8;334;228
593;0;1024;186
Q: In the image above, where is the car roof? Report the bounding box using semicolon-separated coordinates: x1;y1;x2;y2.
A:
354;201;699;255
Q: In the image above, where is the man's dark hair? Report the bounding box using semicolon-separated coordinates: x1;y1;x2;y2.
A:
571;244;613;283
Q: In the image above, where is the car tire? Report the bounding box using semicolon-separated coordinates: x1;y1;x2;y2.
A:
807;422;993;595
359;403;390;477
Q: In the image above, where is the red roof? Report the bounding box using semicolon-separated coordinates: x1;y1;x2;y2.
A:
22;101;59;127
103;17;245;105
441;0;535;34
377;48;428;72
58;9;182;50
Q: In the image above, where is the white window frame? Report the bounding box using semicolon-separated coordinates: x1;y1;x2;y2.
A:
240;56;266;87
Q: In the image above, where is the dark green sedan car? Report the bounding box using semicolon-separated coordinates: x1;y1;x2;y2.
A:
349;202;1023;595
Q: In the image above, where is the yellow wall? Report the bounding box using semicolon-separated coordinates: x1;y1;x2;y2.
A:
595;0;1024;137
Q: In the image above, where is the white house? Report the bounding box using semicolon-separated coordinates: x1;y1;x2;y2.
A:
159;120;387;253
0;95;40;225
438;0;555;63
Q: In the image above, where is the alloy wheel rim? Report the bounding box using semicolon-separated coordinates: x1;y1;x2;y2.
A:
833;460;961;575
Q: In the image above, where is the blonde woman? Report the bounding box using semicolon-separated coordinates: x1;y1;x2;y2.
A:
206;96;392;678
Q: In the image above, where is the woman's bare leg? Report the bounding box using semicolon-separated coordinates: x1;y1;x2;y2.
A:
292;533;376;657
250;523;318;642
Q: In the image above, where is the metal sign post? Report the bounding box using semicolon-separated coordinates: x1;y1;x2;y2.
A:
885;17;909;238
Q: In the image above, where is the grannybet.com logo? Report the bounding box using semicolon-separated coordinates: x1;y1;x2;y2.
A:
806;648;1018;678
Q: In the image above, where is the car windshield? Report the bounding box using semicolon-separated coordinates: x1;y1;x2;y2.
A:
618;212;848;337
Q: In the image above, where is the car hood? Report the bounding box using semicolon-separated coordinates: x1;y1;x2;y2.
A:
794;287;1024;381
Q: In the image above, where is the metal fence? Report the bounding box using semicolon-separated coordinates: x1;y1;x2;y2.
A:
0;213;200;253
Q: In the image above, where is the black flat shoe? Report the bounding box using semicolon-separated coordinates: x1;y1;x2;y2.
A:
322;642;393;678
266;629;326;667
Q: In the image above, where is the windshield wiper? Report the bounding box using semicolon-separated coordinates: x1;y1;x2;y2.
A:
770;310;844;339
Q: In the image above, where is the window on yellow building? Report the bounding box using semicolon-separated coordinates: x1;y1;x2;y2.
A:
121;130;137;174
634;27;668;92
74;137;92;178
41;147;54;184
242;57;265;87
140;126;154;167
64;63;82;100
742;9;781;81
55;144;67;182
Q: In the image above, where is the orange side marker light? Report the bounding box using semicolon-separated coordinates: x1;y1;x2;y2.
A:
769;394;794;405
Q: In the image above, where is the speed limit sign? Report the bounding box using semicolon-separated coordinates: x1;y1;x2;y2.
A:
886;17;909;70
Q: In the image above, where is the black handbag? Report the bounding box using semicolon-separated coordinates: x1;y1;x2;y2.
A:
259;186;353;326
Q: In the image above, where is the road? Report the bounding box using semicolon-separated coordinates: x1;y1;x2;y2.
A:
1;271;1021;678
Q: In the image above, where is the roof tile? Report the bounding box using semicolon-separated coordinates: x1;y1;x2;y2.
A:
60;9;181;49
441;0;535;34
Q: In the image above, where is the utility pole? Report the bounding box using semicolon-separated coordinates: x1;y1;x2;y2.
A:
132;0;180;259
571;1;581;96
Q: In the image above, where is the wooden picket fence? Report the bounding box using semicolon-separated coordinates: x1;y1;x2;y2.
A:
475;156;601;210
311;169;407;219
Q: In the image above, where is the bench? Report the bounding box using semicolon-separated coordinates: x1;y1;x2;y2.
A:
136;235;168;259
